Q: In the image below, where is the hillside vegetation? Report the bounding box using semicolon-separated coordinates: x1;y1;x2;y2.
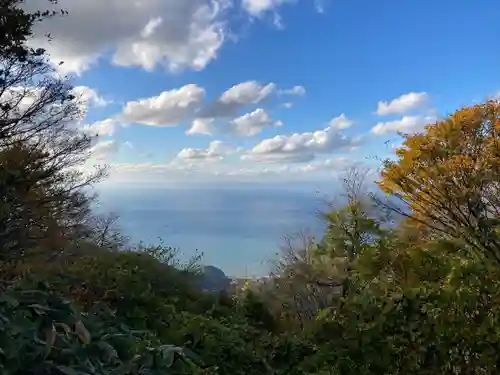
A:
2;1;500;374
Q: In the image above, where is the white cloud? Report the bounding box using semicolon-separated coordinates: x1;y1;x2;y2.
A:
186;108;282;137
218;80;275;105
0;86;45;117
120;81;278;127
322;157;354;170
279;85;306;96
120;84;205;126
371;115;437;135
254;157;354;174
176;140;235;161
282;102;293;109
25;0;329;76
240;1;324;28
328;113;353;130
119;80;300;134
81;119;117;137
141;17;164;39
242;0;289;16
72;86;112;108
186;118;215;135
89;140;119;160
26;0;230;75
0;86;109;124
100;154;362;187
376;92;429;116
198;80;277;120
230;108;282;136
244;114;359;163
1;85;100;125
88;139;135;161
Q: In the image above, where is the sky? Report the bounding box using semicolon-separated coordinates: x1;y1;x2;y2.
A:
27;0;500;189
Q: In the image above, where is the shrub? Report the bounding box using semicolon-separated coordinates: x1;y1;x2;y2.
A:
0;281;204;375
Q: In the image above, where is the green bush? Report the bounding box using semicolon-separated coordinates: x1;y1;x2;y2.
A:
6;245;284;375
0;282;205;375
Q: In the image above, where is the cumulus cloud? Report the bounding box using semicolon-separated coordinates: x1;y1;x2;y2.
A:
81;119;118;137
119;80;299;135
242;0;289;16
186;118;215;135
1;85;106;124
24;0;329;75
119;81;277;127
89;140;120;160
279;85;306;96
322;157;354;170
175;140;236;161
0;86;45;117
72;86;112;108
259;157;354;174
230;108;282;136
328;113;353;130
26;0;230;75
187;108;282;137
120;84;205;126
240;1;324;28
371;115;437;135
376;92;429;116
200;81;276;118
102;154;361;186
222;81;275;104
88;139;135;161
244;114;359;163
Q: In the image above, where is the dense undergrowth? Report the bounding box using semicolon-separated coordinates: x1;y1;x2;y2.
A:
2;1;500;374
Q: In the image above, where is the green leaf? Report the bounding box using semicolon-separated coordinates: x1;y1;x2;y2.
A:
0;294;19;308
56;365;79;375
28;304;51;315
162;346;176;367
316;308;333;322
97;341;118;362
182;348;204;365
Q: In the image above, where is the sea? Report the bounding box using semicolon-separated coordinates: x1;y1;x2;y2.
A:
95;185;332;277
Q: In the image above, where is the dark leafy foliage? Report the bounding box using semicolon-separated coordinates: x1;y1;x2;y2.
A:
0;282;204;375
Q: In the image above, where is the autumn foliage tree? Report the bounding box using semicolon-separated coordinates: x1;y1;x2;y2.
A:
378;100;500;264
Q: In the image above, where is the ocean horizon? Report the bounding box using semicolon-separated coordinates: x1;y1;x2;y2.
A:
95;185;332;277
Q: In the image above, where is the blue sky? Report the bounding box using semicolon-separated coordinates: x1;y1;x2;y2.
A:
31;0;500;188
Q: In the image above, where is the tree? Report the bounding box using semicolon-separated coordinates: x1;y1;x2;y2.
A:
0;0;64;60
378;101;500;264
0;0;106;262
261;168;393;331
270;231;333;329
84;212;129;250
